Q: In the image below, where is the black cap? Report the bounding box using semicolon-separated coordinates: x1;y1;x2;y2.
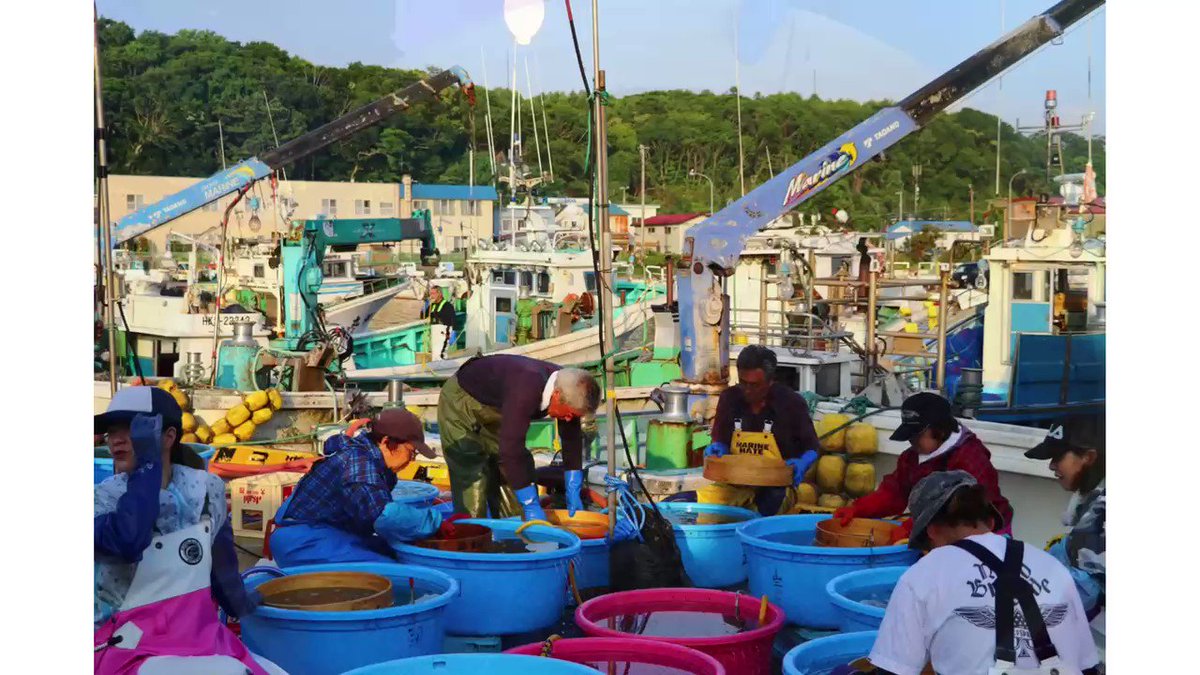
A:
1024;416;1105;461
95;386;184;435
889;392;959;442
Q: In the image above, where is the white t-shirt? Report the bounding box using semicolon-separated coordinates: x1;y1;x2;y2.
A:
869;533;1099;675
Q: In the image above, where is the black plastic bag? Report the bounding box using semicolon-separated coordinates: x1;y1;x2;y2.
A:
609;503;690;591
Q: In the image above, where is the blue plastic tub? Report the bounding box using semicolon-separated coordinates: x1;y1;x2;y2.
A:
826;566;908;632
783;630;879;675
391;480;441;507
344;654;596;674
391;518;582;636
503;515;608;592
239;562;460;675
93;443;215;484
738;515;918;629
658;502;759;588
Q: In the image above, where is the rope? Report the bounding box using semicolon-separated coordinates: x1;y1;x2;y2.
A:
581;90;613;177
604;475;645;542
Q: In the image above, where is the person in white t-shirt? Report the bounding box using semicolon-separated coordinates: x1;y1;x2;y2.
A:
867;471;1100;675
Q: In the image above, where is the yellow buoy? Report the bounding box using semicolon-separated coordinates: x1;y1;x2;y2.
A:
180;433;199;444
212;433;238;446
171;389;190;412
266;388;284;411
844;462;877;497
845;422;879;457
818;493;847;509
816;414;852;453
211;418;232;436
194;426;213;444
252;407;274;425
181;412;198;433
816;454;847;493
157;379;178;393
233;420;257;442
226;404;251;427
795;483;818;505
244;391;269;412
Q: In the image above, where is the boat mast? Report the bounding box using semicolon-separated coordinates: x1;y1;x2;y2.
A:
94;4;119;394
589;0;618;534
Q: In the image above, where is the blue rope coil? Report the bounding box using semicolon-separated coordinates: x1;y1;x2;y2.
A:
604;474;645;542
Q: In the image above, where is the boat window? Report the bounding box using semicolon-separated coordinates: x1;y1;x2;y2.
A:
492;269;504;283
584;272;597;292
253;264;265;278
495;297;512;313
1013;272;1035;300
537;272;551;293
520;271;533;289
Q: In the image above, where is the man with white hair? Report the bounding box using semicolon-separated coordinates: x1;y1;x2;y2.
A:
438;354;602;520
421;285;456;359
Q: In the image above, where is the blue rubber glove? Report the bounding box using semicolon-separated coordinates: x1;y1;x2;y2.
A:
564;470;585;517
785;450;819;487
374;502;444;545
705;442;730;458
130;413;164;468
608;516;641;543
515;484;548;522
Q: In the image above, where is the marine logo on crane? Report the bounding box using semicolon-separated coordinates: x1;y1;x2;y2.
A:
782;142;858;208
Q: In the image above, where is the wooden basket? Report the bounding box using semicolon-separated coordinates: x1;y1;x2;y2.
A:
543;509;609;540
414;523;493;553
258;571;393;612
702;454;793;487
815;517;898;548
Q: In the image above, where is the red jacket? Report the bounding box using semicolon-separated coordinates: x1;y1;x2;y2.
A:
853;429;1014;534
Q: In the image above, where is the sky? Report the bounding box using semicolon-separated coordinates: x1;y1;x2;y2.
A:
96;0;1106;133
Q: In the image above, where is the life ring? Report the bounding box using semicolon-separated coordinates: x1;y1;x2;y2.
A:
578;292;595;317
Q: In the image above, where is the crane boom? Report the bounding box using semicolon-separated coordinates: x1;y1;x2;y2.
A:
111;67;473;246
677;0;1104;384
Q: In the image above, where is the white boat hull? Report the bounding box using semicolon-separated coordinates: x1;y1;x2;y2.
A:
323;283;408;335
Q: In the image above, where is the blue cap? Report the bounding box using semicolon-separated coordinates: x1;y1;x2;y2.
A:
95;387;184;435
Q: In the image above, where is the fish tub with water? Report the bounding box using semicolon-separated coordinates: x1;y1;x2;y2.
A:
657;502;759;588
782;630;880;675
506;637;726;675
737;515;918;629
239;562;459;675
576;588;784;675
826;566;907;632
392;518;581;636
343;653;598;674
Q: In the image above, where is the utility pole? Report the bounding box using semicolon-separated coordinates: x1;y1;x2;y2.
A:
95;5;119;394
639;144;647;259
912;164;923;219
969;183;975;224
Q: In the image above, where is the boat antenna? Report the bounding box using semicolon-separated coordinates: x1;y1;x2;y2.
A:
534;53;555;181
524;56;545;180
95;2;119;394
218;119;228;170
480;47;498;185
734;10;746;197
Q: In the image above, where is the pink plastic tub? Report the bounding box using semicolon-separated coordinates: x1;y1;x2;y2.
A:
574;589;784;675
506;637;725;675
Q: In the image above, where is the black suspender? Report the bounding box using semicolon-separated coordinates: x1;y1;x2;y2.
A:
952;538;1060;664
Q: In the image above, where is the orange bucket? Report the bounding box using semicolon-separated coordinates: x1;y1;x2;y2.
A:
414;523;493;553
814;517;898;548
543;509;609;540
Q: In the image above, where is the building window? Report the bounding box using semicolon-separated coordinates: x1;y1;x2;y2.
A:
380;201;395;216
520;271;533;289
648;227;657;234
464;200;482;216
126;194;144;211
537;272;551;294
355;199;371;216
413;200;426;212
321;198;338;217
435;199;454;216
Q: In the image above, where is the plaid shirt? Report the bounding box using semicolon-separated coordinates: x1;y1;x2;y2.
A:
282;434;397;538
853;429;1014;533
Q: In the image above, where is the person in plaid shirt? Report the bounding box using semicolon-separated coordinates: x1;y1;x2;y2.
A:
833;392;1013;546
270;409;443;566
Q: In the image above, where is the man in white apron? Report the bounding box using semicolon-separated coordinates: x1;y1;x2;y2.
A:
422;285;456;359
866;472;1100;675
94;388;285;674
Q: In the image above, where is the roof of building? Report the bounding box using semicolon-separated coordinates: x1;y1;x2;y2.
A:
885;220;977;240
400;184;499;201
641;213;708;226
609;204;629;216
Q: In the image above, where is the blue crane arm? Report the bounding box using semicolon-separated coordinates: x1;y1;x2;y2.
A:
677;0;1104;384
110;66;473;246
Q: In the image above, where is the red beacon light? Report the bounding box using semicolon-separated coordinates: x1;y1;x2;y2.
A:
1044;89;1058;110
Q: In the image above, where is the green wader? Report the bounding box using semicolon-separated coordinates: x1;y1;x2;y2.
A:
438;375;534;518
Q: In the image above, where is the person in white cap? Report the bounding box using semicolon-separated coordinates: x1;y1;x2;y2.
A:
865;471;1099;675
94;386;286;674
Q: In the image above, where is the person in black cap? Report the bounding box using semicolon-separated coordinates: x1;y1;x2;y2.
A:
864;471;1100;675
269;408;444;567
1026;416;1105;660
833;391;1013;544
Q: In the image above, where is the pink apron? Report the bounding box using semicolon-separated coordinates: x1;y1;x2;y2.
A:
94;518;270;675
